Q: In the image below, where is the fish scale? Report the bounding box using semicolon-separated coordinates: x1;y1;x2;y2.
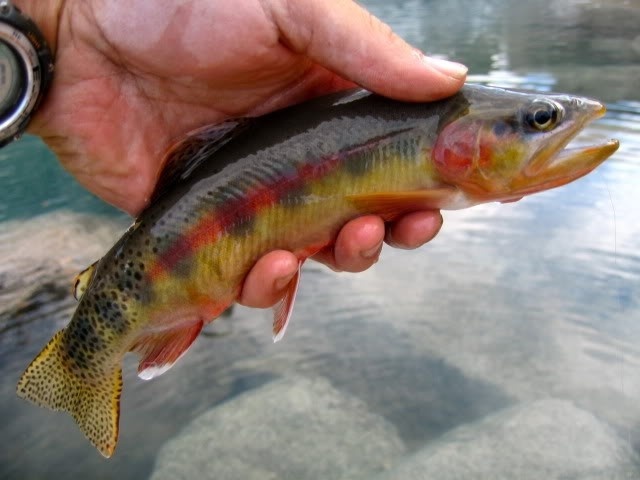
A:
16;85;618;457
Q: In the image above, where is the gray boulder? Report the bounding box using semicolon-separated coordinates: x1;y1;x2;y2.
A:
373;398;638;480
151;375;405;480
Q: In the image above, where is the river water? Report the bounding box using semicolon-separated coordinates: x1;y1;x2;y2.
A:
1;1;639;478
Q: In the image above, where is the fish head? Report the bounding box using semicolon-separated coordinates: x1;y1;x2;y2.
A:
432;87;619;203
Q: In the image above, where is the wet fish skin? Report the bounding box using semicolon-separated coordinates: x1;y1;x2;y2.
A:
16;85;618;457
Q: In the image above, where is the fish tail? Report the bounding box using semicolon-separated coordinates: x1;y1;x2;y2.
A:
16;330;122;458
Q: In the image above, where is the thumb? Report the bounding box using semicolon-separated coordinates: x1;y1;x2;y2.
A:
269;0;467;101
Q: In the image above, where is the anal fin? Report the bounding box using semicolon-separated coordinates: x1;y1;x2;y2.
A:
131;318;204;380
346;188;456;221
272;260;303;342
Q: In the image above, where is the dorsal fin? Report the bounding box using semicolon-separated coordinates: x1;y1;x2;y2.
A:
150;119;252;203
73;260;98;301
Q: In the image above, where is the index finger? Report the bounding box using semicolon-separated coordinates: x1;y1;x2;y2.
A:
268;0;467;101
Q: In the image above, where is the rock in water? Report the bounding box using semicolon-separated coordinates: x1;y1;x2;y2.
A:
373;398;638;480
151;376;405;480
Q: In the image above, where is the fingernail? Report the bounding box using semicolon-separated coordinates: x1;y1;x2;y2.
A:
274;272;296;291
361;241;383;260
425;56;468;80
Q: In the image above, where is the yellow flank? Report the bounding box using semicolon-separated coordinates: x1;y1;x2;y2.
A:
183;150;436;306
144;149;431;315
16;330;123;458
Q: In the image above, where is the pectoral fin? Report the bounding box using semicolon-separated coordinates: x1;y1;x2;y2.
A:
272;260;303;342
346;188;456;221
131;318;204;380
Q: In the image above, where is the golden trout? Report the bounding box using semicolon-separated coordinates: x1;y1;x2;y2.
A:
17;85;618;457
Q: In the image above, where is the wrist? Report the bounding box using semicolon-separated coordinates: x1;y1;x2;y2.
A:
11;0;64;53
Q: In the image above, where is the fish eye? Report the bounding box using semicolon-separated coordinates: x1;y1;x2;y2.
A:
525;100;563;131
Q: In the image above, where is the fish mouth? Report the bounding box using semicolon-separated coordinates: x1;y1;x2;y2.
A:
511;139;619;196
512;100;619;196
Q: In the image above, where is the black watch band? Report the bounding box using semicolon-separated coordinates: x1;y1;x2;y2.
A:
0;0;54;147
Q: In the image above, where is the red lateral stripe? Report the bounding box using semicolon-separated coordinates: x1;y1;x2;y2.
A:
149;136;386;277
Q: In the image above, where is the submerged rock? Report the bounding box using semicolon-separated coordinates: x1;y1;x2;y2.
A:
0;211;123;307
151;375;405;480
0;211;125;347
373;399;638;480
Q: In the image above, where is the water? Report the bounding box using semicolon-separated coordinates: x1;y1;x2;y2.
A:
1;1;639;478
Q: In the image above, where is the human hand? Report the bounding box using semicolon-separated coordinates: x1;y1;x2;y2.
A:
19;0;465;308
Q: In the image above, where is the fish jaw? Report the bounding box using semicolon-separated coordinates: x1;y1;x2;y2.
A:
504;138;619;198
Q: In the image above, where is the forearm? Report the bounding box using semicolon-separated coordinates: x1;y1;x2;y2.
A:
11;0;65;52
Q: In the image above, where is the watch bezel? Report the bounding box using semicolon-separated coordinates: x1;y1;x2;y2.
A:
0;0;54;147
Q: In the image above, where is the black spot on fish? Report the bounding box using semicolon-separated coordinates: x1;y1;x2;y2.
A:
165;256;192;282
277;184;309;207
202;191;225;207
344;151;371;176
136;281;154;305
229;214;255;236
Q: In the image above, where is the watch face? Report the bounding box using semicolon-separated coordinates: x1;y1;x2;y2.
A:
0;40;24;119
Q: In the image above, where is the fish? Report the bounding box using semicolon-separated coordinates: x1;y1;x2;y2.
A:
16;85;619;457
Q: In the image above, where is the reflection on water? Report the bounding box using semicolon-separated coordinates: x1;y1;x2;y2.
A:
367;0;640;102
0;137;120;222
1;1;639;479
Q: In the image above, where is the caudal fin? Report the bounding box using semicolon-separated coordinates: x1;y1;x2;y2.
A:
16;330;122;457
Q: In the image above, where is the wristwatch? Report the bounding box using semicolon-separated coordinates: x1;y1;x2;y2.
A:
0;0;53;147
